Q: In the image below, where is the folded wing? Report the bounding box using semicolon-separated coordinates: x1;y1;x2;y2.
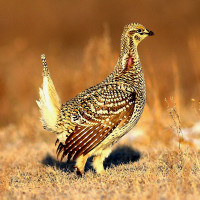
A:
57;83;136;161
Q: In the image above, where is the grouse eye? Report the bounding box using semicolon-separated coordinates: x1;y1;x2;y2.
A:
137;29;142;33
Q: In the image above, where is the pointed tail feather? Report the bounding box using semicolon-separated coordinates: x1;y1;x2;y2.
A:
36;54;61;132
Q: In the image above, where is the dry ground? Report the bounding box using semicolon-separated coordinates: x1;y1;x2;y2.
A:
0;109;200;200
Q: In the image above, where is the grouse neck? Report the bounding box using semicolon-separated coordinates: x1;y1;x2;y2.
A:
113;44;141;76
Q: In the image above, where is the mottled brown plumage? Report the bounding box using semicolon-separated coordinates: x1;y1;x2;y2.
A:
37;23;154;175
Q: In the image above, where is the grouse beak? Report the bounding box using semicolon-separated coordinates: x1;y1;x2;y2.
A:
147;30;154;36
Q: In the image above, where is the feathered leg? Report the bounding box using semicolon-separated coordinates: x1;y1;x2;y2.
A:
74;155;89;176
93;148;111;174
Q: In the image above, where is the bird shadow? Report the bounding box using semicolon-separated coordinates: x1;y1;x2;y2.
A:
41;146;141;173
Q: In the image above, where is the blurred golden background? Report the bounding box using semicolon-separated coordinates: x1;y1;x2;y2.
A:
0;0;200;127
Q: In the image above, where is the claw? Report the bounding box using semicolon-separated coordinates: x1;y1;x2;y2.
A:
74;165;83;177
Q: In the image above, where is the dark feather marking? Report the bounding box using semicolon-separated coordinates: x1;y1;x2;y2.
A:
129;30;136;35
70;126;110;160
65;127;89;147
81;121;120;157
64;126;86;144
60;125;102;161
81;97;135;157
118;103;135;128
73;114;122;160
65;127;95;150
56;142;64;159
55;138;59;146
65;125;104;161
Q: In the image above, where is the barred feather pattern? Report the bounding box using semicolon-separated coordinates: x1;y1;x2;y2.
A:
38;23;154;171
55;23;151;162
56;83;137;161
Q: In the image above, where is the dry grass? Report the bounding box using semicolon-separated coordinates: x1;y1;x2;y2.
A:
1;118;200;200
1;1;200;199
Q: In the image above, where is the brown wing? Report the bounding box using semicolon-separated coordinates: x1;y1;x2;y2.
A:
57;84;136;161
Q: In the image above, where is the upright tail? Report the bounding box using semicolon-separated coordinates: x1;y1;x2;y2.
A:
36;54;61;132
